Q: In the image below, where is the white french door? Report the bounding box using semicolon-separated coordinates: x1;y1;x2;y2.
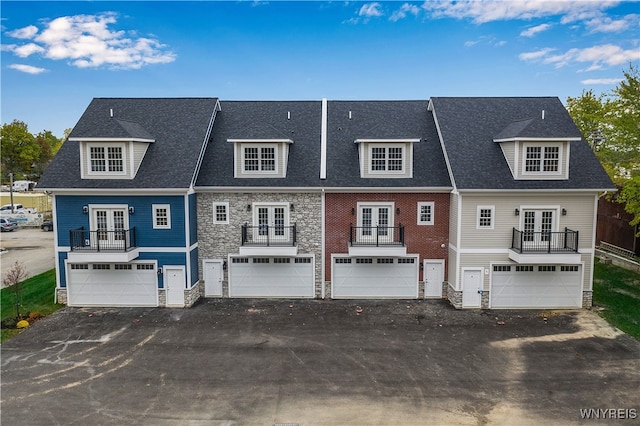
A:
358;204;393;243
92;208;127;249
522;209;554;246
254;204;289;241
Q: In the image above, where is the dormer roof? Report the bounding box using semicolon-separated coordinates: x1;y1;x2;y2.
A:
38;97;219;190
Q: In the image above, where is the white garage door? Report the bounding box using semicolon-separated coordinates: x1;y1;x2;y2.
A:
229;257;314;298
491;264;582;308
67;263;158;307
332;257;418;298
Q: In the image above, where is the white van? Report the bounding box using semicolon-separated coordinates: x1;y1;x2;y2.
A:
12;180;35;192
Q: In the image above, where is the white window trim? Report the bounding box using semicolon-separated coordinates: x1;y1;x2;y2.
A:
477;205;495;230
88;204;130;232
417;202;435;225
357;202;395;228
367;144;406;175
86;142;127;176
252;202;290;226
241;143;279;175
212;202;230;225
152;204;171;230
521;142;563;176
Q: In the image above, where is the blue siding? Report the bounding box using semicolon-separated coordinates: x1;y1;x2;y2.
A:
58;252;68;288
138;252;187;289
55;195;188;248
190;247;199;286
189;193;198;246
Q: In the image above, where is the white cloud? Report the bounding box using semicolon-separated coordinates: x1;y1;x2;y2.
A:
585;14;639;33
390;3;421;22
519;48;556;61
520;23;552;37
520;44;640;70
4;13;176;70
421;0;621;24
581;78;623;85
13;43;45;58
8;64;47;74
7;25;38;39
359;3;383;18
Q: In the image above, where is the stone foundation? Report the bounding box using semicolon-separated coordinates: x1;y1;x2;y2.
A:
56;288;67;305
184;282;202;307
481;291;490;309
447;283;462;309
582;290;593;309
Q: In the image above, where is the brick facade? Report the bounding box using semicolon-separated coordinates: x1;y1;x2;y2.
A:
324;192;450;282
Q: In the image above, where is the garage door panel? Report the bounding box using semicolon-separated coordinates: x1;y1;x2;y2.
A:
491;266;581;308
333;258;418;298
229;258;314;298
67;264;157;307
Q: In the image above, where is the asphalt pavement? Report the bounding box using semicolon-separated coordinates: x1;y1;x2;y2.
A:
2;299;639;425
0;226;54;287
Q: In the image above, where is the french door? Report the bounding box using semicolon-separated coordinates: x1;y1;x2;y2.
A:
523;209;554;246
358;205;393;243
255;205;288;240
93;208;126;249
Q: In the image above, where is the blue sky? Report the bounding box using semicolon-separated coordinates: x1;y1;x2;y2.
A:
2;1;639;138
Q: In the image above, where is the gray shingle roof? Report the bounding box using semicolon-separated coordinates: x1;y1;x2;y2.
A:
324;100;451;188
430;97;615;190
196;101;323;187
38;98;219;190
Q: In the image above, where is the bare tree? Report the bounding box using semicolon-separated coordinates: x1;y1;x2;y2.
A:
3;261;29;319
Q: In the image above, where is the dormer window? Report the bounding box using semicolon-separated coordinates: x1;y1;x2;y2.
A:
229;139;293;178
87;143;127;176
355;139;419;178
243;145;276;173
371;145;404;173
522;143;563;176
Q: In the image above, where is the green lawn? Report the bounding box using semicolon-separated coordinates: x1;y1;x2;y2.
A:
593;259;640;340
1;269;63;342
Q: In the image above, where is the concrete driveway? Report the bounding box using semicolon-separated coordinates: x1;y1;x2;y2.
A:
1;227;54;287
1;299;639;425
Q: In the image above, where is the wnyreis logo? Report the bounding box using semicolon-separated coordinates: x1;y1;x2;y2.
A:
580;408;637;420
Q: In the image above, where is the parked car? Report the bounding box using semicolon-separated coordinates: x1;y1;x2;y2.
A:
41;220;54;232
0;203;23;212
0;217;18;232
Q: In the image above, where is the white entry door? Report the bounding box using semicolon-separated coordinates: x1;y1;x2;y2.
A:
424;260;444;298
462;269;482;308
203;260;223;297
93;208;126;249
165;266;185;307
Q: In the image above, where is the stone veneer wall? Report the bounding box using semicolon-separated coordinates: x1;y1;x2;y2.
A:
582;290;593;309
197;192;323;297
447;283;462;309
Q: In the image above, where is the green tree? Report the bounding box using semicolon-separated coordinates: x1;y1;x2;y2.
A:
567;64;640;236
32;130;63;179
0;120;39;180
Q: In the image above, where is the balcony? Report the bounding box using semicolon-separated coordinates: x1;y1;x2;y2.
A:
509;227;580;264
348;224;406;257
68;227;139;262
239;223;298;256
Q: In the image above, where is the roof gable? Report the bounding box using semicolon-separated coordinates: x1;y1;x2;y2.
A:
430;97;615;191
38;97;219;190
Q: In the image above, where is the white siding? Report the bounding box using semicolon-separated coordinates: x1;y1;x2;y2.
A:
459;193;596;250
499;141;516;177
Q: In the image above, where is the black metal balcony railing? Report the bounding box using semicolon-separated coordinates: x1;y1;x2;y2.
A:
70;227;137;252
511;227;578;253
350;224;405;247
241;223;297;247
